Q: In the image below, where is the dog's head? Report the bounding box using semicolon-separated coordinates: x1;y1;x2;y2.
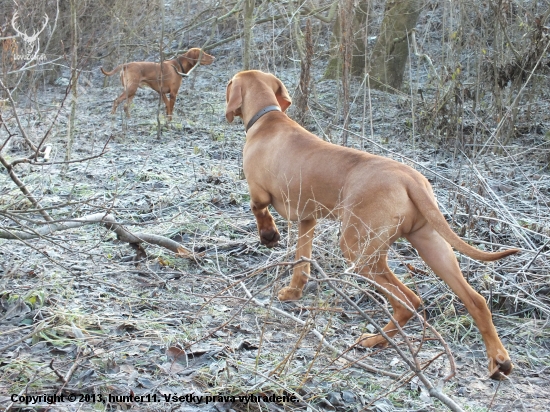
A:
225;70;292;123
183;48;215;66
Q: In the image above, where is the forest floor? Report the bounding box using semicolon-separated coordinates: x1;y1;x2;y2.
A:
1;51;550;412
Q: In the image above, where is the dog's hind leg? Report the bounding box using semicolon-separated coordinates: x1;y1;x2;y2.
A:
123;93;135;117
339;222;421;348
112;86;136;117
111;92;127;114
354;258;422;348
406;224;513;379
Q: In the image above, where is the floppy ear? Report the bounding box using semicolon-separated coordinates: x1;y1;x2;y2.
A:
274;77;292;112
225;79;243;123
183;48;198;60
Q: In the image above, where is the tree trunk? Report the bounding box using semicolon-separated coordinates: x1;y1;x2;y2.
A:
157;0;165;138
324;0;369;79
340;0;354;146
63;0;78;172
293;19;313;126
370;0;422;92
243;0;254;70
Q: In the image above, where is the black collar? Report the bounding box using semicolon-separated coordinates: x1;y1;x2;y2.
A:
175;58;186;74
245;105;281;132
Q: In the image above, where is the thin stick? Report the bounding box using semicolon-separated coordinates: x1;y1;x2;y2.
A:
0;323;49;353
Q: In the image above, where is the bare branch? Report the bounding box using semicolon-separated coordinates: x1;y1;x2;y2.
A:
0;213;195;258
0;78;38;152
0;153;52;222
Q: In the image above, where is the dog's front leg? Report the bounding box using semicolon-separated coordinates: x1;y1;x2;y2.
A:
279;219;316;301
161;93;171;118
250;197;280;248
167;93;177;121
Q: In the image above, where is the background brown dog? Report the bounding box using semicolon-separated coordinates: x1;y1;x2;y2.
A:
101;48;214;119
226;70;519;380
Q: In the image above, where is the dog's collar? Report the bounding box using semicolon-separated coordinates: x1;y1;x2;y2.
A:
175;58;186;74
245;105;281;133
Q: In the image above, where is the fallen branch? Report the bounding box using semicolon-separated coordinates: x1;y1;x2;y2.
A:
0;212;194;257
0;322;49;353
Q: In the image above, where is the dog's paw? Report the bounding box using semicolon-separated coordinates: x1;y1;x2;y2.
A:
356;333;389;349
278;286;303;301
260;227;280;248
489;357;513;380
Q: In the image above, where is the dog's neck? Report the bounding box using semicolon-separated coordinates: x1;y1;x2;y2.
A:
245;105;281;132
174;57;186;73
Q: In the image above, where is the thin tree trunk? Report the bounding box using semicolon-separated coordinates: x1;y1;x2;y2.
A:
340;0;354;146
157;0;165;138
294;19;313;126
325;0;369;79
63;0;77;172
243;0;254;70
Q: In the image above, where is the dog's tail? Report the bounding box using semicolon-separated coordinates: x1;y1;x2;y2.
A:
100;65;123;76
407;182;519;261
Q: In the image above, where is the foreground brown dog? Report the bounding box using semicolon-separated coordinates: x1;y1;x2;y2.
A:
226;70;519;380
101;48;214;119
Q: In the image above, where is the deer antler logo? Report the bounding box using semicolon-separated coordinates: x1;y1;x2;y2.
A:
11;11;49;60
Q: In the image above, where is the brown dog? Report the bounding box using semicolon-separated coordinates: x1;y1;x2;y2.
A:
226;70;519;380
101;48;214;119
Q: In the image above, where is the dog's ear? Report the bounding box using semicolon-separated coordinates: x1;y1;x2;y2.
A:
183;48;198;60
225;78;242;123
274;77;292;112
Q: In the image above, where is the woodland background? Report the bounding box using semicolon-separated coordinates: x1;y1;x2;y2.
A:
1;0;549;411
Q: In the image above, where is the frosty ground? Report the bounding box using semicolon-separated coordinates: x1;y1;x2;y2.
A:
1;51;550;411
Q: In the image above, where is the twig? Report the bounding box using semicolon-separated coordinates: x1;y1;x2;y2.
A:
411;29;440;81
226;359;319;411
49;359;66;381
474;39;550;158
0;323;49;353
523;238;550;271
0;78;38;151
324;271;458;381
0;153;53;222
